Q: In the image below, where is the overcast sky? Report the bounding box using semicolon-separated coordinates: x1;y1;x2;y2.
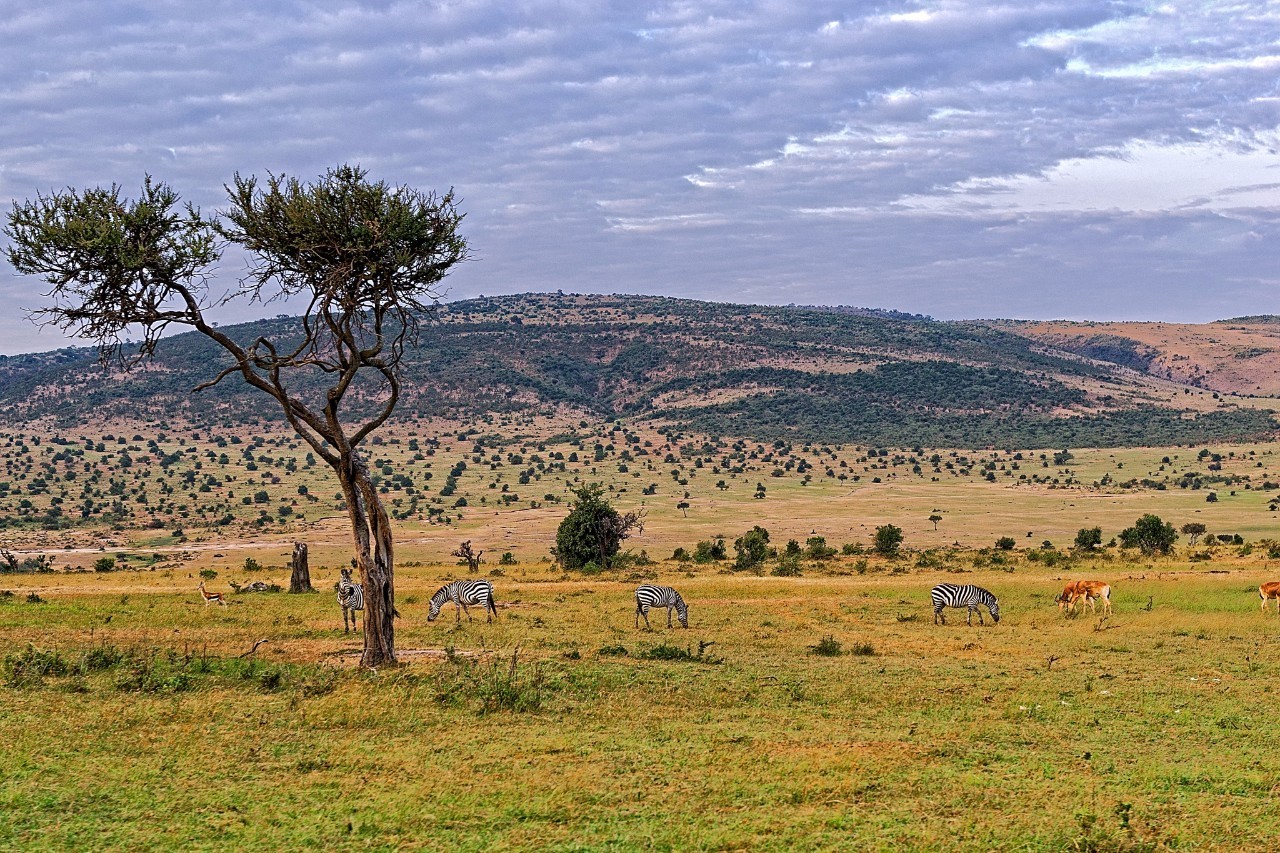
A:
2;1;1279;354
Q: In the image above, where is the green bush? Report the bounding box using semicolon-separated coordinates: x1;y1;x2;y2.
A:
810;636;843;656
734;526;771;571
874;524;903;557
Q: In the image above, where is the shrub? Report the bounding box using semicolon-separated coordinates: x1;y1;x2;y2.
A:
3;644;68;687
810;636;843;656
1118;514;1178;555
994;537;1016;551
734;526;771;571
93;557;116;573
874;524;903;557
692;538;727;563
637;640;721;664
771;556;802;577
554;483;642;571
805;536;837;559
199;569;217;580
434;649;545;714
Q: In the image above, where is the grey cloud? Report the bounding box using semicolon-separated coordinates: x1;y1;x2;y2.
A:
1;1;1279;354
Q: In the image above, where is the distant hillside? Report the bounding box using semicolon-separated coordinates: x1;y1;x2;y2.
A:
0;293;1273;448
1006;319;1280;398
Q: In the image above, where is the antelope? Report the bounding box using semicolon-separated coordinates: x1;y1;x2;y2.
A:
198;582;227;607
1056;580;1112;615
1259;581;1280;613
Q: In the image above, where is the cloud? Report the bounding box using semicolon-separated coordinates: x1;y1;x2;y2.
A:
1;1;1279;353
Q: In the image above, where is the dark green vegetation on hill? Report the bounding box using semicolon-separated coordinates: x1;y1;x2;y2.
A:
0;293;1273;447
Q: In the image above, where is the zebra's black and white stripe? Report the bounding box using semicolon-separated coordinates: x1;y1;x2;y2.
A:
930;583;1000;626
428;579;498;623
337;567;364;634
635;584;689;629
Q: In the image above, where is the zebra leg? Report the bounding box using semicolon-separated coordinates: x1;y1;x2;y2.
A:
463;602;472;622
934;606;945;625
667;606;673;628
454;600;462;622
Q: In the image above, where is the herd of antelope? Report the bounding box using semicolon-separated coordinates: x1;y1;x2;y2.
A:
1055;578;1280;616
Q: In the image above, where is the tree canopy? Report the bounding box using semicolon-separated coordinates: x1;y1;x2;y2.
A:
554;483;643;571
1119;514;1178;555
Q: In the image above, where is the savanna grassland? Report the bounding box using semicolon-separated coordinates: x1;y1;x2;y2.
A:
5;296;1280;850
3;561;1280;851
2;413;1280;849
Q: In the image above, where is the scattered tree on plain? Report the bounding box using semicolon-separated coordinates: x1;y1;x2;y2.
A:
1119;514;1178;555
4;166;469;667
1181;522;1207;546
452;540;484;573
874;524;903;557
554;483;644;570
1074;527;1102;552
734;525;771;571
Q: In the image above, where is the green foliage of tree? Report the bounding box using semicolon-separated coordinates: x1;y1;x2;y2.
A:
692;538;727;563
874;524;903;557
994;537;1016;551
1181;522;1207;545
554;483;643;571
734;525;770;571
805;536;837;559
1119;514;1178;555
1074;527;1102;551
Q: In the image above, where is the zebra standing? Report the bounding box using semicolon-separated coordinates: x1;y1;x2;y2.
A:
635;584;689;629
428;579;498;623
336;567;364;634
930;583;1000;626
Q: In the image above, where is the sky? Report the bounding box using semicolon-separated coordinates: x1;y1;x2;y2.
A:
2;0;1279;354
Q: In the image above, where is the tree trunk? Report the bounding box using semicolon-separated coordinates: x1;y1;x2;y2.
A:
288;542;313;593
341;454;396;667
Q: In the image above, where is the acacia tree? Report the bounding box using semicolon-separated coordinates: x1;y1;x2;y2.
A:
5;166;468;667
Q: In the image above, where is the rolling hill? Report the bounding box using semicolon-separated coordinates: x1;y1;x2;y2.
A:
0;293;1273;448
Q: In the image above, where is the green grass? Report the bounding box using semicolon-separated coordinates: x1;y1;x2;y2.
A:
1;565;1279;849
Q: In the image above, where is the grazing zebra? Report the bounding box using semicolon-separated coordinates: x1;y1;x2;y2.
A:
428;579;497;623
336;567;364;634
931;583;1000;626
634;584;689;629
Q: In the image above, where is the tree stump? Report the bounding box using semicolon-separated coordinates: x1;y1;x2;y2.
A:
289;542;314;593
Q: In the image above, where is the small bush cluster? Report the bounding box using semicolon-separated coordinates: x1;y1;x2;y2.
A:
1;642;337;696
810;636;843;656
637;640;721;664
434;649;545;714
